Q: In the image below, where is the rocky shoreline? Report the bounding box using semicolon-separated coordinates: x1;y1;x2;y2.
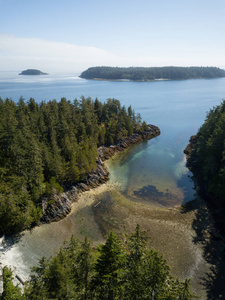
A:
41;125;160;223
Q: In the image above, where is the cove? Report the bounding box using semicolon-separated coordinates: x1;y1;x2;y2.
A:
106;137;194;207
1;73;225;298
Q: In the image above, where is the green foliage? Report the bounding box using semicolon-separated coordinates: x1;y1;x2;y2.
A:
1;266;24;300
80;66;225;81
191;100;225;202
0;97;148;234
91;231;125;299
20;227;196;300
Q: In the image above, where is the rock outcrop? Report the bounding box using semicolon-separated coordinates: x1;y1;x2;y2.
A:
41;125;160;223
41;157;109;223
41;194;72;223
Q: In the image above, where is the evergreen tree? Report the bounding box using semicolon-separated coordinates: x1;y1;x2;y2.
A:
190;100;225;201
75;237;94;299
21;228;196;300
91;231;125;299
1;266;23;300
0;97;151;234
124;225;149;299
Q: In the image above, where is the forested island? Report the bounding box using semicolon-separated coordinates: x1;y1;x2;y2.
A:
19;69;48;75
185;100;225;234
0;97;159;235
80;66;225;81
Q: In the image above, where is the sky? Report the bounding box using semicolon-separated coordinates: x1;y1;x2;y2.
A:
0;0;225;73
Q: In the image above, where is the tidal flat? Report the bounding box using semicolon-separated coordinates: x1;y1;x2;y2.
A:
1;179;219;299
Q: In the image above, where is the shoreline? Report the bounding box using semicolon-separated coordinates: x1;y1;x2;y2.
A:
80;77;220;82
0;132;217;299
0;181;213;299
41;124;160;224
88;78;171;82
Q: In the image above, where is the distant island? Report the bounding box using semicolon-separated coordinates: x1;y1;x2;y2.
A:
80;66;225;81
19;69;48;75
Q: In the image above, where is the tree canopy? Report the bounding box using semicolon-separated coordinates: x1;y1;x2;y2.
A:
0;97;147;235
2;226;196;299
80;66;225;81
187;100;225;203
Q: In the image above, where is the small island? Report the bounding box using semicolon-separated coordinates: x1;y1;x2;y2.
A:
80;66;225;81
19;69;48;75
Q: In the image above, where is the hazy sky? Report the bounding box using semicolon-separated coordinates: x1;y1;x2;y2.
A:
1;0;225;73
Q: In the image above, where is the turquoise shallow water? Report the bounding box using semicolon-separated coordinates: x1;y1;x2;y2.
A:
107;137;193;207
1;72;225;206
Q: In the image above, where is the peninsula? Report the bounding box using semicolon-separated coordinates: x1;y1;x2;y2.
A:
80;66;225;81
0;97;160;235
19;69;48;75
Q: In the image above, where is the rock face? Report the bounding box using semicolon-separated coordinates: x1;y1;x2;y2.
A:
19;69;48;75
41;157;109;223
41;125;160;223
41;194;72;223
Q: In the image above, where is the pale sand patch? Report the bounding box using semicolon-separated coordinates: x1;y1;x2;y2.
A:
0;183;112;284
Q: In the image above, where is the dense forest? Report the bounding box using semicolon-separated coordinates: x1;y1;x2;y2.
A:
186;100;225;203
0;97;149;235
1;226;195;299
79;66;225;81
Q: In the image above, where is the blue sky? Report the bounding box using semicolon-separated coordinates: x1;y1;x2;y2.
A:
0;0;225;72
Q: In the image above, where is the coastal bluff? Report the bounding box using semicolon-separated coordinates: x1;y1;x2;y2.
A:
41;125;160;223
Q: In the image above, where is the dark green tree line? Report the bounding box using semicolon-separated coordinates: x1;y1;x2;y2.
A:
189;100;225;202
0;97;147;234
80;66;225;81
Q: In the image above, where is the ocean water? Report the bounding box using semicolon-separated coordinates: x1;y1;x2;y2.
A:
1;71;225;282
1;71;225;206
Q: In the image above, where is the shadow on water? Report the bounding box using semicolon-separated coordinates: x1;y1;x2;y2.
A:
177;173;196;205
181;197;225;299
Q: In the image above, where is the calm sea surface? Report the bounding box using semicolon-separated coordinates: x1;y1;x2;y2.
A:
1;71;225;280
1;71;225;206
